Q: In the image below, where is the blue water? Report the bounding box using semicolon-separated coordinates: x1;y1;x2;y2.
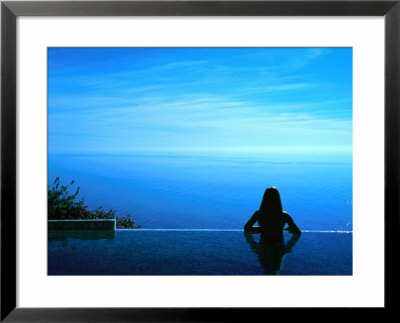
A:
48;230;352;275
48;152;352;231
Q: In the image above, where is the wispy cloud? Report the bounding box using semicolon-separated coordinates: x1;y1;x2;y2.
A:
48;48;352;155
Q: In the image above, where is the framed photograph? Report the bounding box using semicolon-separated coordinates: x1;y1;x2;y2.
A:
1;0;398;321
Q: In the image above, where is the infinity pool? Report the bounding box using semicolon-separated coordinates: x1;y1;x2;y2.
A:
48;230;352;275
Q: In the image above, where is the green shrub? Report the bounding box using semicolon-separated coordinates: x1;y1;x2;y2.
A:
48;177;141;229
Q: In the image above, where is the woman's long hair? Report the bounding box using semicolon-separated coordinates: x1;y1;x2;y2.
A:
257;187;283;232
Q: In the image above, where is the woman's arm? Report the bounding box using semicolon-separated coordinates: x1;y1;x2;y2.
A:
283;211;301;234
244;211;262;233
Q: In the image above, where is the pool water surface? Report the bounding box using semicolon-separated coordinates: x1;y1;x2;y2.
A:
48;230;352;275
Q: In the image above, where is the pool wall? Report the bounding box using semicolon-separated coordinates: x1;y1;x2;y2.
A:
48;219;116;230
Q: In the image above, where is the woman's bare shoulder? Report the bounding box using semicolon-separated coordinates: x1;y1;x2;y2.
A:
282;211;292;221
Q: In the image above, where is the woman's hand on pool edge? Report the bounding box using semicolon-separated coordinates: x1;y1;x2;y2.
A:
284;226;301;234
244;211;262;233
282;211;301;234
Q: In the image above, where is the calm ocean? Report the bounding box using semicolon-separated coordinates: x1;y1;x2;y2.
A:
48;152;352;231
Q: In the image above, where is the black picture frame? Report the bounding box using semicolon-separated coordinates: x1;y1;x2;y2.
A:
1;0;399;321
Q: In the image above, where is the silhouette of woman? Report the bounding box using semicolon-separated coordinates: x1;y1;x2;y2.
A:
244;187;301;274
244;187;301;240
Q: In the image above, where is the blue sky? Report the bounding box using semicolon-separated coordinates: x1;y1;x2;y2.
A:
48;47;352;155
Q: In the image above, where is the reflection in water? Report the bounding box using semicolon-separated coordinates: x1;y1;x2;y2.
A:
244;231;301;275
48;229;115;242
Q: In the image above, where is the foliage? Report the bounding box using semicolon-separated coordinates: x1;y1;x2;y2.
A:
115;215;140;229
48;177;141;229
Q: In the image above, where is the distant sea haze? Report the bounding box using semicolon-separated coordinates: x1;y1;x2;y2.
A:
48;151;352;231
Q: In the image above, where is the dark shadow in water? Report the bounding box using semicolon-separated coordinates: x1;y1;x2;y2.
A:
244;231;301;275
48;229;115;242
